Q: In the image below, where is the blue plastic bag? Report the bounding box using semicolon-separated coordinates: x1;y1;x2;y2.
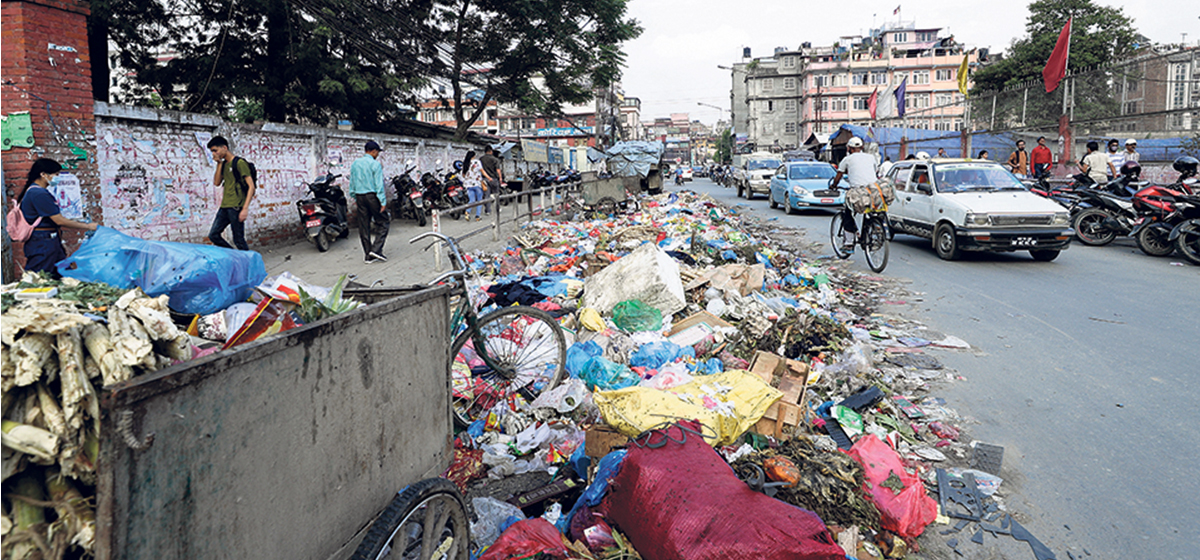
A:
629;341;683;369
580;356;640;391
558;449;628;533
566;341;604;378
701;357;723;375
58;226;266;315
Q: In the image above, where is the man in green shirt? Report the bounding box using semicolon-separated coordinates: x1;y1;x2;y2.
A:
348;140;389;263
206;136;256;250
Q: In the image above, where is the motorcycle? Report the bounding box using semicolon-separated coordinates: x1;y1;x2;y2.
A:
1073;180;1196;248
296;173;349;252
1167;194;1200;265
442;166;469;217
390;161;426;227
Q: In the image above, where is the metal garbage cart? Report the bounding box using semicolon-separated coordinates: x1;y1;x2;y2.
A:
95;286;461;560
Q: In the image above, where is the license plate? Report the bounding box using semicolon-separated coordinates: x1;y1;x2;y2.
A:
1012;237;1038;246
305;219;321;228
821;198;834;203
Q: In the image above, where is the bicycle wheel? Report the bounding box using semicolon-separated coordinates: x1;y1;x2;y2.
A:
830;212;852;259
862;216;890;272
448;306;567;426
351;478;469;560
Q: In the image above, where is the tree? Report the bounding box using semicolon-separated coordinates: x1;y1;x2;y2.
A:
968;0;1141;126
715;128;733;164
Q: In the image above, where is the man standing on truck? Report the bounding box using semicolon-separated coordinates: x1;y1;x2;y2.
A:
829;137;877;250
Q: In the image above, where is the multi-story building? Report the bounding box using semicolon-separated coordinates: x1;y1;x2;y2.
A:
1112;47;1199;133
620;96;643;140
728;20;979;151
416;96;499;135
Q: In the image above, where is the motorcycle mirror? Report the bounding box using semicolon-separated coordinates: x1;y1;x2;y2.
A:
406;159;414;166
295;180;304;188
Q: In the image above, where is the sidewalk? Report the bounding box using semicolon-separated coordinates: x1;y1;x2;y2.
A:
259;203;531;288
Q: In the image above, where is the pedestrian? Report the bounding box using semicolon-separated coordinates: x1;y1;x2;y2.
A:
1006;140;1029;177
879;156;894;178
15;158;97;275
937;147;947;158
1106;139;1125;179
1080;140;1115;186
977;150;990;160
462;150;486;221
1030;136;1053;178
1123;138;1140;163
480;146;503;214
349;140;389;263
206;136;257;250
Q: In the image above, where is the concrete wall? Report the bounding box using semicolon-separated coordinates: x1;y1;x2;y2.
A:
96;286;453;560
95;103;475;247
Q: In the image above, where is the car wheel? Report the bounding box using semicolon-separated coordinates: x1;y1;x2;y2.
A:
1030;249;1060;261
784;197;794;215
934;223;961;260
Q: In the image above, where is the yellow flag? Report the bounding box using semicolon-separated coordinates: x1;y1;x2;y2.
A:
957;53;970;96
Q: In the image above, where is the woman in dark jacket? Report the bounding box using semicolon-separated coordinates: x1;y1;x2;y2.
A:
18;158;97;275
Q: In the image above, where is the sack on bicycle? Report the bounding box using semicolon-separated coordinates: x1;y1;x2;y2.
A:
845;182;896;213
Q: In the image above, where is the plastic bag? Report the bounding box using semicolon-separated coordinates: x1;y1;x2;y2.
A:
598;421;845;560
593;370;782;447
529;377;591;413
639;362;694;390
471;497;527;549
222;297;304;350
59;226;267;315
478;518;568;560
847;434;938;538
845;181;896;213
558;449;627;533
629;340;683;369
580;356;640;391
578;307;606;331
566;340;604;378
611;299;663;332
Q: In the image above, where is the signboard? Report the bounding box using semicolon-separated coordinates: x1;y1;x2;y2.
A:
521;138;549;163
735;134;749;144
535;126;594;138
548;147;564;164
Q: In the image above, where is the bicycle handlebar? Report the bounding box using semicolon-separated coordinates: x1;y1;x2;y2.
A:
410;231;470;286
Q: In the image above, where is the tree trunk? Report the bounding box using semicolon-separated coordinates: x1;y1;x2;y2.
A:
88;15;110;102
262;0;289;122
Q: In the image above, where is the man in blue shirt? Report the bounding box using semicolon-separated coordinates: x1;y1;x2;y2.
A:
349;140;389;263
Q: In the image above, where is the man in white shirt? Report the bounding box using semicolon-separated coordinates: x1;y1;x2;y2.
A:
830;137;878;249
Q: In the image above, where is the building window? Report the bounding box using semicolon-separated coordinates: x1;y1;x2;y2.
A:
820;98;829;112
784;77;796;90
813;75;829;88
766;100;775;112
763;78;775;92
852;73;868;86
870;71;888;85
853;96;869;110
1170;63;1189;109
911;70;930;85
1123;100;1138;114
955;119;964;131
765;122;774;134
831;97;848;112
892;32;908;43
785;99;797;112
832;74;848;87
935;69;953;81
935;93;954;106
916;31;938;42
785;122;797;134
783;56;795;68
905;94;930;109
934;119;953;131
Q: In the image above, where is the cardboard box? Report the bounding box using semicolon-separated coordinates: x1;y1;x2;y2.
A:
668;310;733;336
585;425;630;458
749;351;787;384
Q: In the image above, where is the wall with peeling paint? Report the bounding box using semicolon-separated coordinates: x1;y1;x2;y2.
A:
95;103;475;248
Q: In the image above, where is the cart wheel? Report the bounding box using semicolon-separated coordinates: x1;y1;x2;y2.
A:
351;478;470;560
590;197;618;219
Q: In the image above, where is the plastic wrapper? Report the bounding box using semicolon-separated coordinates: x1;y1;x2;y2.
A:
847;434;938;538
528;377;591;413
629;340;683;369
580;357;640;392
638;362;695;390
763;456;801;486
478;518;569;560
471;496;527;549
566;340;604;378
611;299;663;332
442;446;485;493
59;226;267;315
222;297;304;350
598;421;846;560
578;308;606;331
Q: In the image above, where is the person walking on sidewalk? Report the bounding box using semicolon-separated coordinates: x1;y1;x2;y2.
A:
480;146;504;214
462;150;486;221
349;140;390;263
206;136;256;250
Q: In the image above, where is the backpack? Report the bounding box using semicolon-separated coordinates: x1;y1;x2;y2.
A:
228;156;258;196
6;198;41;242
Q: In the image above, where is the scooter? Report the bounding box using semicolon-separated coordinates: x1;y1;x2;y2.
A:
390;161;426;227
296;173;349;252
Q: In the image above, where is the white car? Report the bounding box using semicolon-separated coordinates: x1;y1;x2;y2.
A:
737;157;782;199
680;167;694;181
884;159;1074;261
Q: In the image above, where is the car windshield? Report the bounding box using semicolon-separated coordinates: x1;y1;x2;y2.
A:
933;163;1027;192
789;165;837;180
748;159;781;170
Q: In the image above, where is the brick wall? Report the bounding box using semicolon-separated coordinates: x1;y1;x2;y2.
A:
94;104;473;248
2;0;98;269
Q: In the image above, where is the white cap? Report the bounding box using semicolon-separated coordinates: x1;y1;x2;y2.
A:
916;151;931;160
847;137;864;148
1125;138;1137;145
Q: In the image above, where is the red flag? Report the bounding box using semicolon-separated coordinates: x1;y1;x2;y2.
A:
1042;18;1072;93
868;87;879;119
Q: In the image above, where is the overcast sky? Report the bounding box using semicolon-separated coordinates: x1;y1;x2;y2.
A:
620;0;1196;126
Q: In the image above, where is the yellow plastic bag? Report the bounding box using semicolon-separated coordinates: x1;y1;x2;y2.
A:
579;308;606;332
593;370;783;447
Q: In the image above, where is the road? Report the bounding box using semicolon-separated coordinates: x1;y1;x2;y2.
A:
683;177;1199;559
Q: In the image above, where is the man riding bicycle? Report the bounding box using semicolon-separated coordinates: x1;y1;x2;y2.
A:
830;137;878;250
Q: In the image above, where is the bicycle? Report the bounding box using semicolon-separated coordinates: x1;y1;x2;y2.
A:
410;231;567;427
829;196;891;273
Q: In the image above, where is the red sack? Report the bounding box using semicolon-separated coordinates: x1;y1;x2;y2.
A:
599;421;845;560
847;434;938;538
478;518;568;560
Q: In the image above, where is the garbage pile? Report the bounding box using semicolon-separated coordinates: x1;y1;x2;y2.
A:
440;191;1055;559
0;268;362;560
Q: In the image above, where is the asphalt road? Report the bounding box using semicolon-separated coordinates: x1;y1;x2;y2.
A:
682;177;1199;559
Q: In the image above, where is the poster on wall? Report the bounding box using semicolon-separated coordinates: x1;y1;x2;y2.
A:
328;148;343;166
48;172;83;219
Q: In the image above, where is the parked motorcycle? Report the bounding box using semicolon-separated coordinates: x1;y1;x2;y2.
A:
442;164;468;217
1167;194;1200;265
296;173;349;252
1073;157;1198;248
390;161;426;227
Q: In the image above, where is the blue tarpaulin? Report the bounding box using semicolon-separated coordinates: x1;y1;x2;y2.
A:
605;141;665;178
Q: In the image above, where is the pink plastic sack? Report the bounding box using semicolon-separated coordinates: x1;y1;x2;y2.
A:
599;421;846;560
847;434;938;538
478;518;569;560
